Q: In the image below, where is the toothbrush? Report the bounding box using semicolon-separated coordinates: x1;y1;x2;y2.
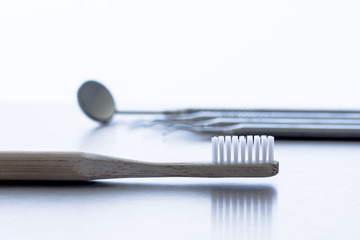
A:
0;135;279;181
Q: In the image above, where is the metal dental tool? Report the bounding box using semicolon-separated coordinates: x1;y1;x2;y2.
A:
77;80;360;139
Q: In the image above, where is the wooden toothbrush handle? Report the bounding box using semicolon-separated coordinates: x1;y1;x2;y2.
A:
0;152;141;180
74;156;279;179
0;152;279;180
0;152;90;180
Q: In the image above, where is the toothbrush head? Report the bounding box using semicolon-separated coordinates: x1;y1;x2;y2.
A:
212;135;277;166
210;135;278;177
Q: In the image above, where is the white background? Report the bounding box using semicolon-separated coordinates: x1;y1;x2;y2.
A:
1;0;360;109
1;2;360;239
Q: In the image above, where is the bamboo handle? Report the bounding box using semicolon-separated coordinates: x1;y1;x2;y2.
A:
0;152;279;181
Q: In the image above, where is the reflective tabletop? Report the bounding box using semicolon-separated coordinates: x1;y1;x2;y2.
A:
0;104;359;240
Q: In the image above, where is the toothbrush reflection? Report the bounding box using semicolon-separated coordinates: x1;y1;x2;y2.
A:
211;185;276;240
0;182;276;240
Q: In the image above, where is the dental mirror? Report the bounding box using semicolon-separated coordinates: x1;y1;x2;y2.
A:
77;81;116;123
77;80;163;124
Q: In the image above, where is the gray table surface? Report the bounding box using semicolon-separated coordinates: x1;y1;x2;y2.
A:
0;103;359;240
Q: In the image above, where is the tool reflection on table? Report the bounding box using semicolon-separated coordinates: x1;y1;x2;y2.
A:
77;80;360;139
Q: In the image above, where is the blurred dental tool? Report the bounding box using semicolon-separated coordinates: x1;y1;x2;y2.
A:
77;80;360;139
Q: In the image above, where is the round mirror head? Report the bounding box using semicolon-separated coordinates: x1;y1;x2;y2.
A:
77;80;115;123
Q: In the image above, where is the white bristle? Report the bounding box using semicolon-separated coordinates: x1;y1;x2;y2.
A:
232;136;239;164
212;137;218;164
261;135;268;162
246;136;253;163
219;136;225;164
254;136;260;163
239;136;246;163
225;136;232;164
268;136;275;162
211;135;275;165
